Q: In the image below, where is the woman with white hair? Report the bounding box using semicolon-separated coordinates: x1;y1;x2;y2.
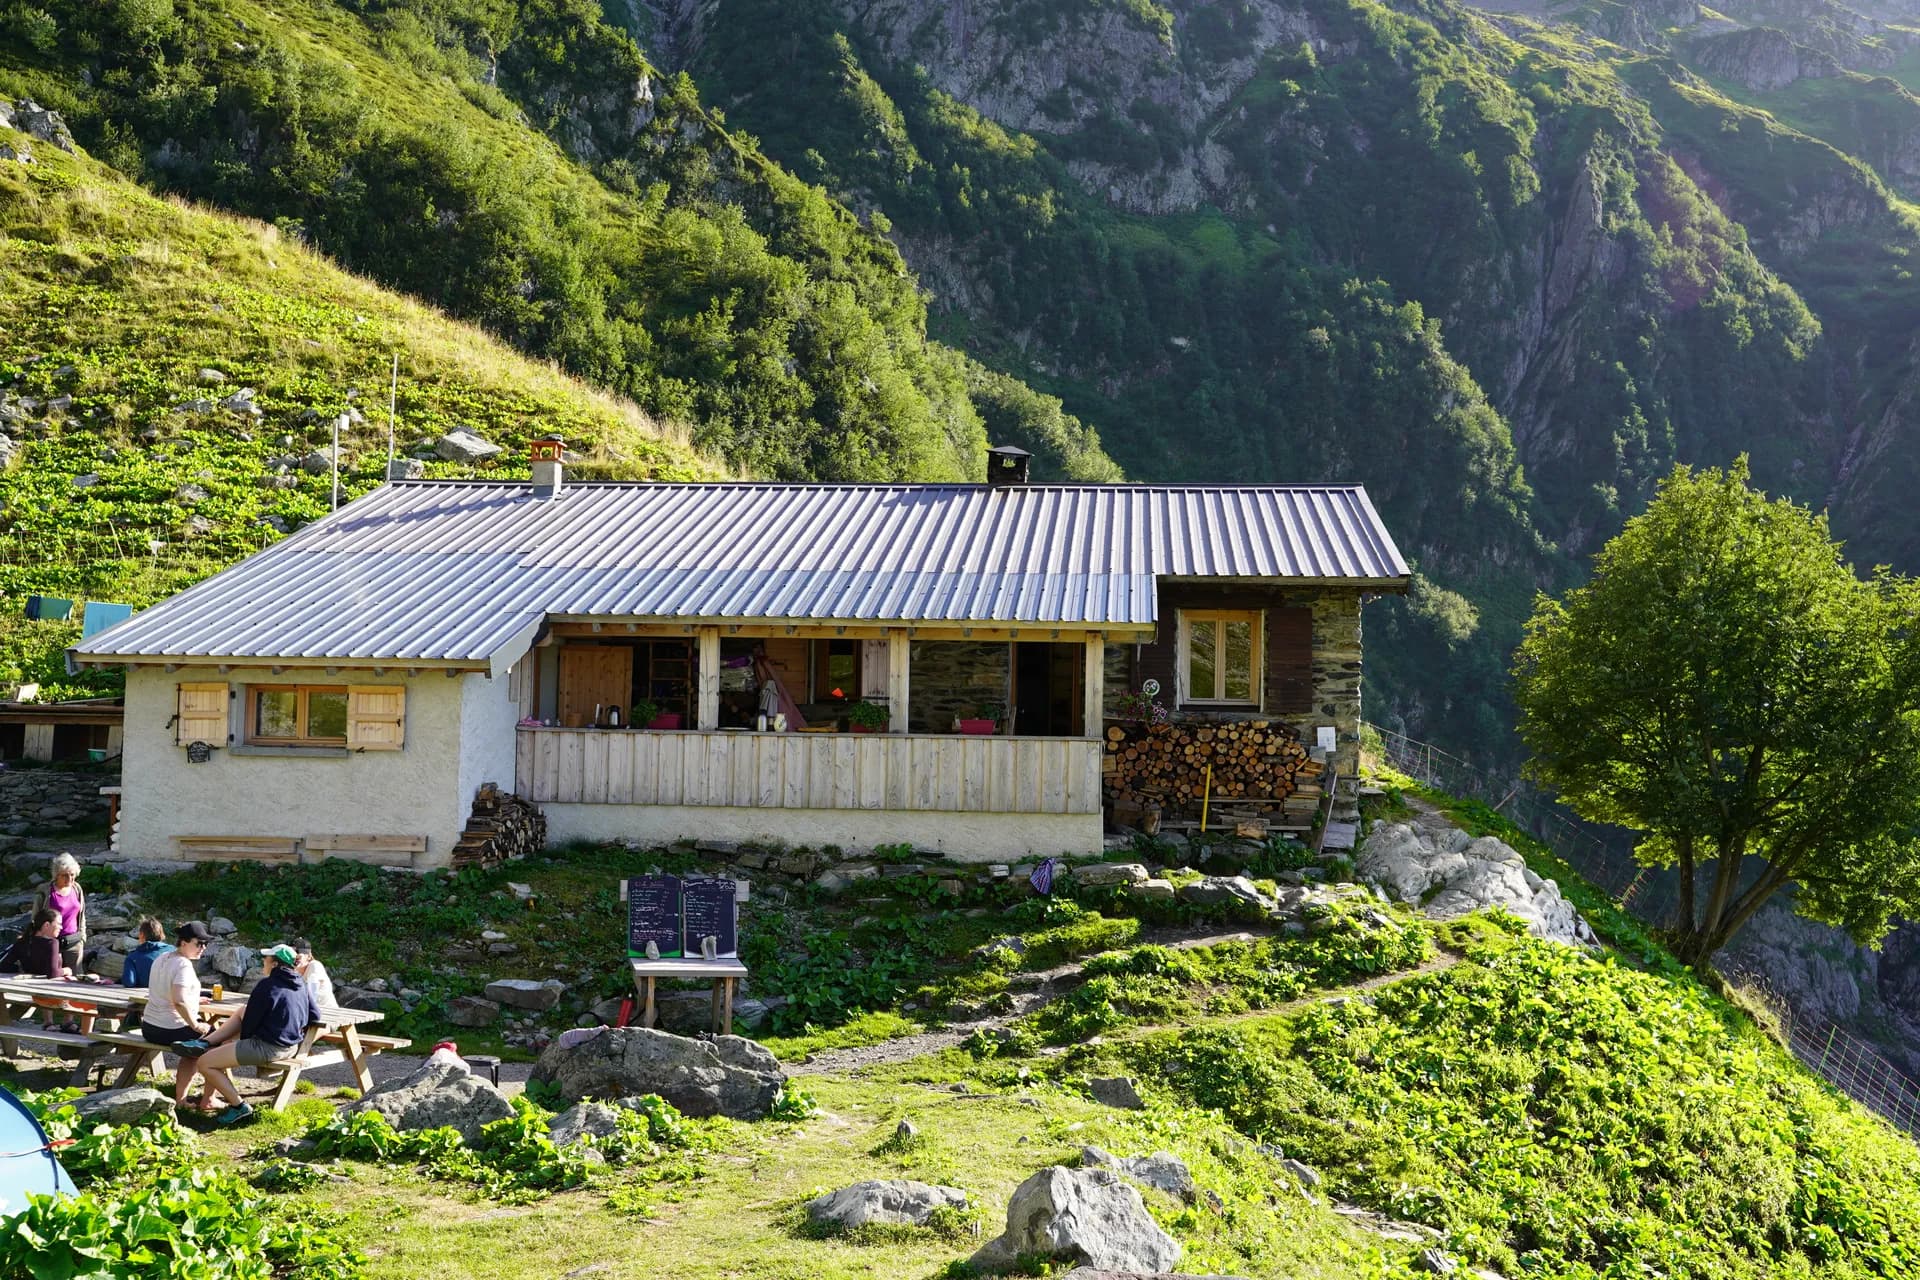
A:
30;854;86;977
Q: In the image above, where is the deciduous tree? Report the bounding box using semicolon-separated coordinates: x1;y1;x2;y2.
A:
1514;459;1920;965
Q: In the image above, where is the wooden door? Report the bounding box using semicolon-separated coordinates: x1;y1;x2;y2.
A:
558;646;634;727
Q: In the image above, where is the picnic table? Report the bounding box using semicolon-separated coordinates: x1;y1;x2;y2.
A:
0;974;408;1109
628;957;749;1035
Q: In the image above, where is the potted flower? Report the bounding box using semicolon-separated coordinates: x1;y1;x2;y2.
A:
630;697;661;730
846;701;889;734
955;703;1001;735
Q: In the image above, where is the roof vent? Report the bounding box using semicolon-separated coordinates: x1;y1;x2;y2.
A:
530;437;565;499
986;444;1031;488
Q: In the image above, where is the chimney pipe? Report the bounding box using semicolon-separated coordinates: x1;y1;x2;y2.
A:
986;444;1031;488
530;437;565;498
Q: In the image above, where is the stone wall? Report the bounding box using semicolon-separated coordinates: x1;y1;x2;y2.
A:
908;640;1011;733
0;767;116;834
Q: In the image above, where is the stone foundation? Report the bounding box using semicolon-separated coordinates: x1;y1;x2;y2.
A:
0;767;116;833
541;802;1100;862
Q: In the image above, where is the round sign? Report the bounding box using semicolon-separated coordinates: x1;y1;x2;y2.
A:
1141;679;1161;697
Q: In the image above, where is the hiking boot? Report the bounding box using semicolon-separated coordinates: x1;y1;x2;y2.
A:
214;1102;255;1127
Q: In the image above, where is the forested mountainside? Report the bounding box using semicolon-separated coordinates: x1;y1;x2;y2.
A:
4;0;1920;765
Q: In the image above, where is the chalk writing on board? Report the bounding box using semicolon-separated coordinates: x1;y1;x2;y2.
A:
681;878;738;959
627;875;683;958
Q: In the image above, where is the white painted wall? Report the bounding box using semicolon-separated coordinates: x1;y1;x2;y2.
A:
541;802;1102;862
118;666;472;867
457;667;524;812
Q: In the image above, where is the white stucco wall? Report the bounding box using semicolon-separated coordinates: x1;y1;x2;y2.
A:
458;667;524;808
118;666;473;867
540;802;1102;862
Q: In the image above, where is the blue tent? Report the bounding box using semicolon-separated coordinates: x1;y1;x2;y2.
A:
0;1087;72;1216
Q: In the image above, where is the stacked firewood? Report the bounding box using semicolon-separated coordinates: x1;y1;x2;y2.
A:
1103;720;1318;827
450;783;547;868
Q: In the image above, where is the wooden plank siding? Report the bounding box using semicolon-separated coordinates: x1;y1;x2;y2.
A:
517;728;1102;816
1136;584;1318;717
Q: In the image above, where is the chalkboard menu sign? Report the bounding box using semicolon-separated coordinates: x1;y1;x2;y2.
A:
681;878;739;959
626;875;683;958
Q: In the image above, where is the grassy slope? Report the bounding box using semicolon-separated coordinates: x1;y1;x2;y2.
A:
45;785;1920;1280
0;126;723;697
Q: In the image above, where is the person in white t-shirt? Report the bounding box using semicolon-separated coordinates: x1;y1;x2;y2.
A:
140;921;214;1111
293;938;336;1010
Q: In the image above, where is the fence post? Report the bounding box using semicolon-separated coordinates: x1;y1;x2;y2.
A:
1818;1025;1837;1072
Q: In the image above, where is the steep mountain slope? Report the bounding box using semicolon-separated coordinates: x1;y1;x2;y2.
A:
0;122;720;698
661;0;1920;753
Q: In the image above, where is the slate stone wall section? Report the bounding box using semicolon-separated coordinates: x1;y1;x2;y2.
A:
908;640;1011;733
0;767;116;834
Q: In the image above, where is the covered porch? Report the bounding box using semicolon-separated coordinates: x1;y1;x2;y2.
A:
514;621;1126;860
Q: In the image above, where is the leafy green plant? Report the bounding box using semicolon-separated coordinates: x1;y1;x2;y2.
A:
844;700;889;729
768;1084;820;1122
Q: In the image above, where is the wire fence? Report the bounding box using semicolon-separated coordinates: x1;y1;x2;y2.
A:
1361;721;1920;1142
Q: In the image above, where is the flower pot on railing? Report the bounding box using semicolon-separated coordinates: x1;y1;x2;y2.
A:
955;718;997;735
647;712;683;730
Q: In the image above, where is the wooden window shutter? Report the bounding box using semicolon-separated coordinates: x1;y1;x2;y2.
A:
347;685;406;751
1265;608;1315;716
176;682;230;746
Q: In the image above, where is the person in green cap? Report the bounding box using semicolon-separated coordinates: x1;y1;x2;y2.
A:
186;942;316;1126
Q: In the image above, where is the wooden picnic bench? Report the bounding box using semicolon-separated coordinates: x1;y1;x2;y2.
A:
0;975;408;1108
628;958;749;1036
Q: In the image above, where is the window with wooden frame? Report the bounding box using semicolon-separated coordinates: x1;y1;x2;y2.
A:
1179;611;1263;706
246;685;350;746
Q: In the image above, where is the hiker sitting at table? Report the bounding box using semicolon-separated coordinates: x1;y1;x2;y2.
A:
188;943;315;1127
30;853;86;976
121;917;174;987
141;922;215;1112
1;909;97;1034
291;937;335;1009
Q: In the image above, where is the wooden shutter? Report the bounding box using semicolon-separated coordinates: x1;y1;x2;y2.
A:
1265;608;1315;715
347;685;406;750
176;682;230;746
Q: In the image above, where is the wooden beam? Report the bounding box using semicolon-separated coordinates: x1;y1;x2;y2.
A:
888;629;910;734
1084;633;1106;739
696;627;721;731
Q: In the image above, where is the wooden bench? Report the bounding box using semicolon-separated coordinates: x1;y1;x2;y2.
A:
0;1024;151;1087
303;835;428;868
174;836;300;864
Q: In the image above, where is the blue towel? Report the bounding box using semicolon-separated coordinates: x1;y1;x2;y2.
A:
25;596;73;622
80;601;133;639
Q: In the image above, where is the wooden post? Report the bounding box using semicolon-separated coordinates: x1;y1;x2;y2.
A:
888;630;910;733
21;723;54;762
1083;634;1105;738
696;627;721;730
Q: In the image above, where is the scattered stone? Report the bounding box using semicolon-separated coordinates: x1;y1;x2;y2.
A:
197;368;228;385
1279;1157;1322;1189
387;456;425;481
349;1055;514;1144
1175;875;1274;917
807;1180;968;1231
1080;1146;1196;1202
172;482;209;504
972;1166;1181;1274
334;879;365;896
219;388;264;417
548;1100;624;1148
211;942;255;979
506;882;534;900
72;1087;174;1127
209;917;237;936
1074;862;1149;887
446;996;501;1027
528;1027;783;1119
433;428;502;462
0;142;32;164
894;1118;918;1143
1087;1076;1146;1110
70;473;100;488
487;942;519;956
480;929;508;941
484;978;565;1011
1417;1248;1460;1275
1133;878;1176;901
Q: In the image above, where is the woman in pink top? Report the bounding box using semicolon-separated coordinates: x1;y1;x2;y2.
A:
31;854;86;976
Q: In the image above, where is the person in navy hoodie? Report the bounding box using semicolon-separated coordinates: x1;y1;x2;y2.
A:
120;918;174;987
183;943;314;1126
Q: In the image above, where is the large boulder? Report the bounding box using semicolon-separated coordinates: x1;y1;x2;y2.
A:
1358;820;1595;947
807;1179;969;1231
1175;875;1273;917
71;1087;174;1127
1055;1271;1249;1280
972;1166;1182;1274
348;1057;514;1144
433;428;502;462
1080;1146;1197;1203
484;978;563;1011
1087;1076;1147;1110
446;995;501;1027
1075;863;1149;888
527;1027;782;1119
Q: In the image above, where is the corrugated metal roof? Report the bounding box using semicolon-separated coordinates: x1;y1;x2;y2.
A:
71;482;1410;666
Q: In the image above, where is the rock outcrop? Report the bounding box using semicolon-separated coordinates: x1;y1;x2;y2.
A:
1358;814;1595;947
527;1027;783;1119
972;1166;1182;1274
807;1179;969;1231
348;1056;515;1144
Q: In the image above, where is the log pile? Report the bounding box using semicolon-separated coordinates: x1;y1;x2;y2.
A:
1103;719;1320;830
450;783;547;868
